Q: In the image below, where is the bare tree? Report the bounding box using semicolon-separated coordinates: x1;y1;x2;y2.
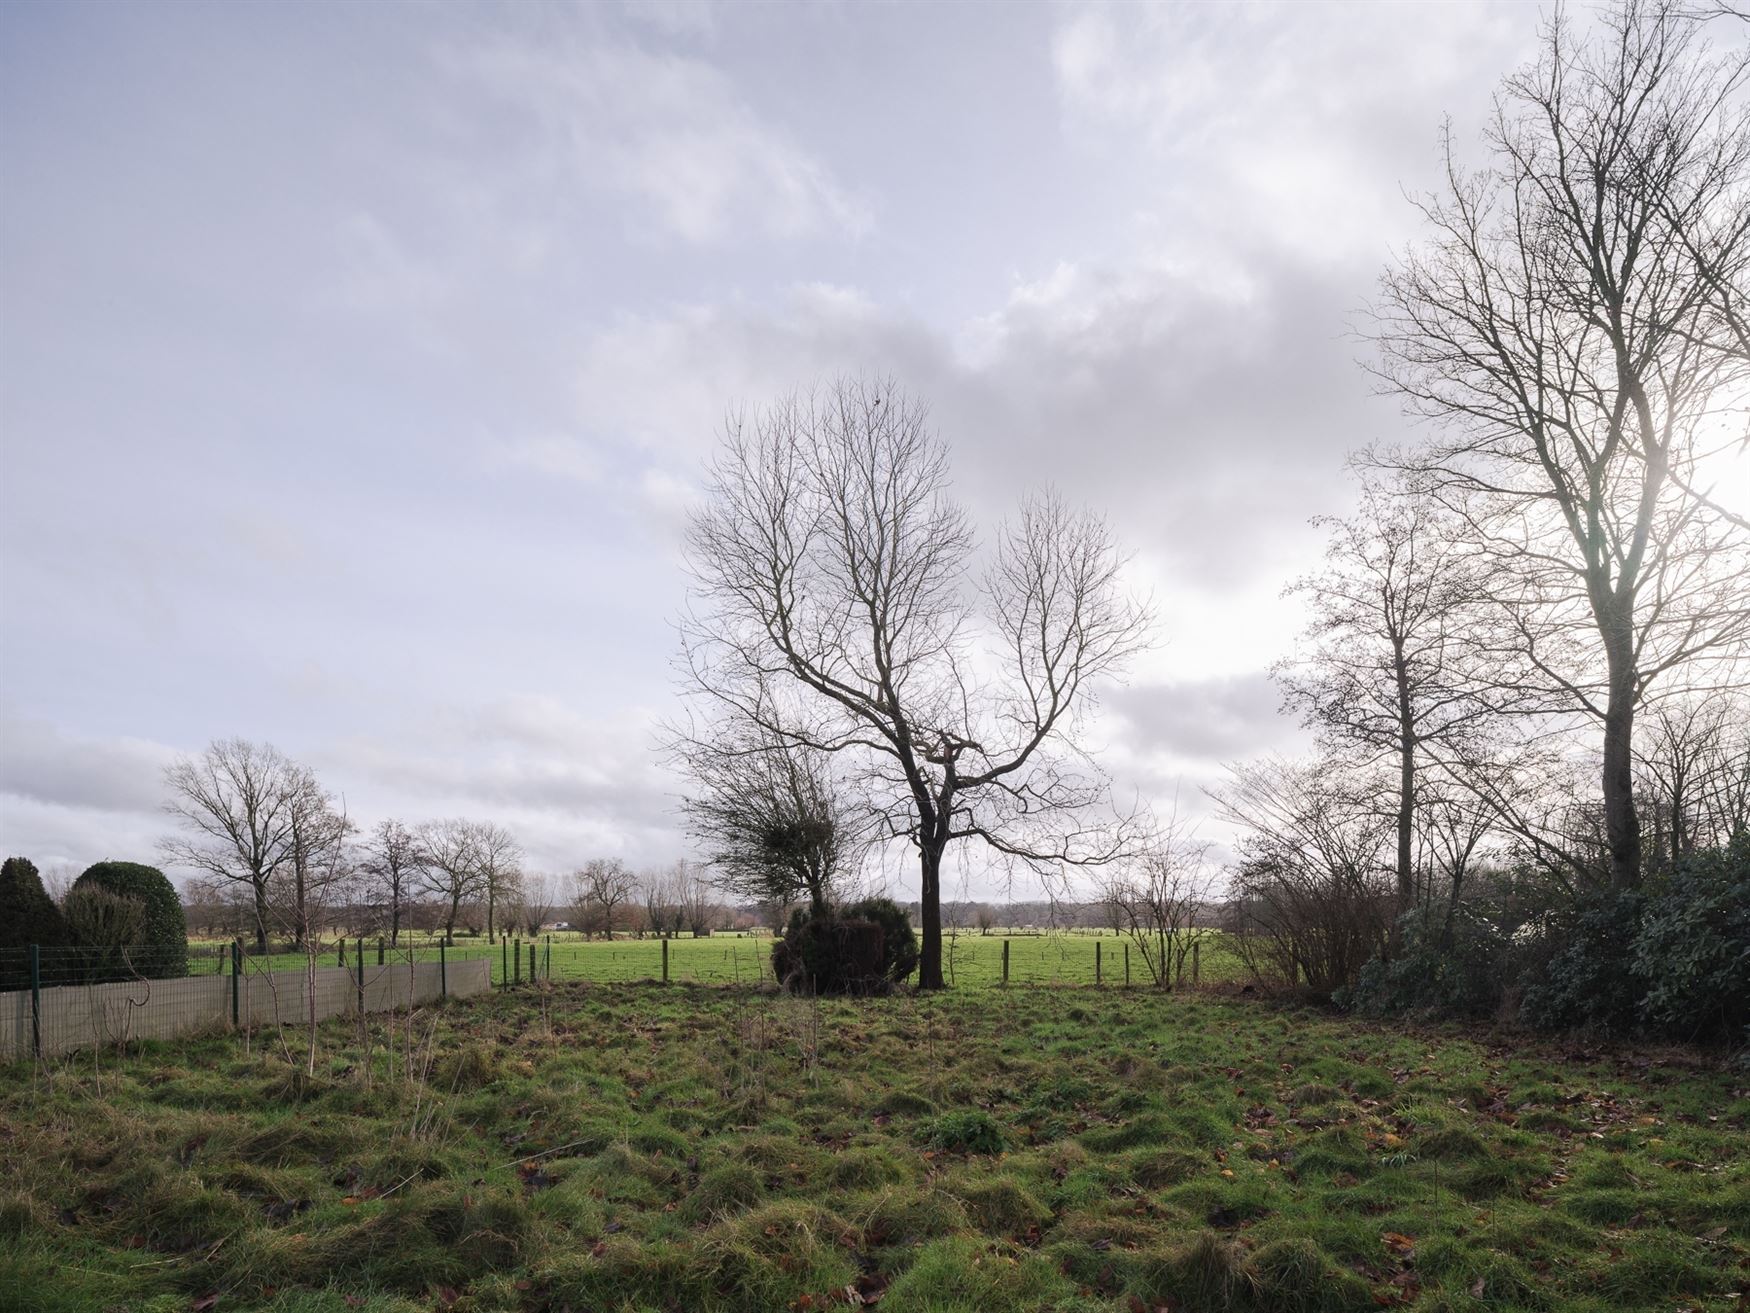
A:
1210;755;1395;995
572;858;636;939
516;871;559;936
1636;691;1750;868
1097;813;1215;989
474;822;523;944
1368;1;1750;886
416;819;483;944
1277;480;1497;913
671;720;860;915
359;819;421;946
160;739;307;952
284;773;351;950
680;378;1153;988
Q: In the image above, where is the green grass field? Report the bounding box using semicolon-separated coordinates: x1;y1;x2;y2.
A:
190;931;1250;991
3;981;1745;1313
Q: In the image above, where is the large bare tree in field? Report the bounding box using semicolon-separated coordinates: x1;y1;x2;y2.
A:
160;739;309;952
1369;1;1750;886
680;378;1152;989
1277;480;1498;912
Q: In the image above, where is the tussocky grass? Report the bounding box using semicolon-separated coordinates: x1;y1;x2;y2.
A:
0;981;1744;1312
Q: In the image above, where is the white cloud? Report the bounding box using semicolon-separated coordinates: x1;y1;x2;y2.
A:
441;34;870;245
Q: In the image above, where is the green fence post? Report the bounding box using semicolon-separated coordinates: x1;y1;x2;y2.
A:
1125;943;1131;988
231;940;241;1028
662;937;669;984
1002;939;1010;986
529;942;536;985
513;937;522;986
1095;940;1102;986
544;935;550;980
377;937;384;966
439;942;447;999
29;944;41;1060
356;937;366;1013
501;939;508;988
1192;940;1200;987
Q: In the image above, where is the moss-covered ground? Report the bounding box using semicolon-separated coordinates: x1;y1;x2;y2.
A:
2;984;1744;1313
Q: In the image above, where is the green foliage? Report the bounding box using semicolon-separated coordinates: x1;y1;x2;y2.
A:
62;885;149;980
1346;900;1511;1020
924;1108;1006;1155
771;896;917;994
1633;830;1750;1043
0;857;71;988
71;861;188;979
840;895;919;985
1519;888;1644;1034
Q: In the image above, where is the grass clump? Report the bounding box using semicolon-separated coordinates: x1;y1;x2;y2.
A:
924;1108;1005;1155
682;1162;765;1222
957;1174;1051;1236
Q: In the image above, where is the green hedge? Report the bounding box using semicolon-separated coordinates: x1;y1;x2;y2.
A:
71;861;188;979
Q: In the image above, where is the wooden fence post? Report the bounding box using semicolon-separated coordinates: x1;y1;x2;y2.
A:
513;937;522;985
1192;940;1200;987
529;942;536;984
662;937;670;984
439;942;447;999
231;940;241;1028
1124;943;1131;988
1095;940;1102;986
1002;939;1010;986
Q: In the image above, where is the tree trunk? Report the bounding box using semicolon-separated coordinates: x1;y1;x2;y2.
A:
251;879;270;954
1601;627;1642;888
917;844;945;990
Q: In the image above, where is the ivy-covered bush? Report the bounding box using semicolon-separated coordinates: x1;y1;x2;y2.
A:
0;857;72;990
839;896;919;987
71;861;188;980
1346;900;1512;1021
1633;832;1750;1044
772;907;884;994
772;897;917;995
1516;889;1645;1035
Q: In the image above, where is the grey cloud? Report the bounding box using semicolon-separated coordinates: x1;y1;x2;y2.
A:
0;708;174;816
1108;674;1306;762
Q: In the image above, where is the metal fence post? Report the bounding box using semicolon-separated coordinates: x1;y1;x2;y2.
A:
377;937;384;966
500;939;508;988
356;937;366;1013
544;935;550;980
513;937;522;985
29;944;41;1060
439;942;447;999
231;940;241;1028
662;937;670;984
528;942;536;985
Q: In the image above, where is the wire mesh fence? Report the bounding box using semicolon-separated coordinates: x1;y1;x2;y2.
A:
1;930;1242;1061
0;942;492;1061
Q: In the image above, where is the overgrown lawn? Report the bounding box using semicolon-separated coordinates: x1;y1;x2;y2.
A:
2;984;1744;1312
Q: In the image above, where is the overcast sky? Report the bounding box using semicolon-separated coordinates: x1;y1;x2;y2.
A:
2;0;1582;895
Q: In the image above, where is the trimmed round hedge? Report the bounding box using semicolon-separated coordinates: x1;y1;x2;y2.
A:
72;861;188;979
